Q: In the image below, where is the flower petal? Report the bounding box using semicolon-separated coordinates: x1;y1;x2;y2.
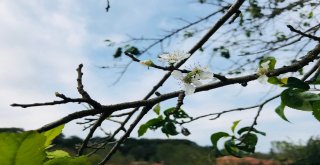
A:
199;71;213;79
172;70;183;80
261;61;270;70
192;79;202;87
184;83;196;95
258;75;268;84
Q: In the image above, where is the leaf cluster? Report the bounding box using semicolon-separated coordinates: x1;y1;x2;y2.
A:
138;104;191;137
210;120;266;158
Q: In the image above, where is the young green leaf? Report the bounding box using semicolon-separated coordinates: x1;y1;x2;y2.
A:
0;131;46;165
138;124;149;137
42;124;64;147
46;150;70;159
231;120;241;133
275;102;290;122
138;116;164;137
240;133;258;153
153;104;160;115
267;77;282;85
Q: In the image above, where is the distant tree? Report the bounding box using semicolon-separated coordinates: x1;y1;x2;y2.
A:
271;137;320;165
9;0;320;164
0;127;24;133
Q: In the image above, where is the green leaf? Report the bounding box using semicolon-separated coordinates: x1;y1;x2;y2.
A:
44;156;91;165
224;139;243;157
308;11;313;19
285;77;310;90
42;124;64;147
267;77;282;85
164;107;189;119
239;133;258;153
138;116;164;137
281;89;319;111
113;47;122;58
161;122;179;136
46;150;70;159
125;46;140;55
210;132;229;156
164;107;175;116
312;101;320;122
237;127;266;136
260;57;276;70
138;124;149;137
275;102;290;122
0;131;46;165
231;120;241;133
153;104;160;115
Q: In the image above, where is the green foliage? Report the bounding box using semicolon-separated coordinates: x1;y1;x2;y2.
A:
138;106;191;137
118;138;214;165
42;124;64;148
46;150;70;159
0;127;91;165
113;47;122;58
231;120;241;133
281;89;320;111
271;137;320;165
210;121;265;157
237;127;266;136
210;132;230;156
153;103;160;115
0;131;46;165
138;116;164;137
284;77;310;90
273;75;320;122
275;102;290;122
124;46;140;55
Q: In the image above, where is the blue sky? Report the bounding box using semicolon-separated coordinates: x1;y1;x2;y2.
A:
1;0;319;153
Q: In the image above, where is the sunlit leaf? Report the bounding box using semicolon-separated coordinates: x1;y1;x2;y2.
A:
46;150;70;159
0;131;46;165
153;104;161;115
42;124;64;147
231;120;241;133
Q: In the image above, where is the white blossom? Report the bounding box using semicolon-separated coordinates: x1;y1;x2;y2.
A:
158;50;190;64
257;60;270;83
171;67;213;95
